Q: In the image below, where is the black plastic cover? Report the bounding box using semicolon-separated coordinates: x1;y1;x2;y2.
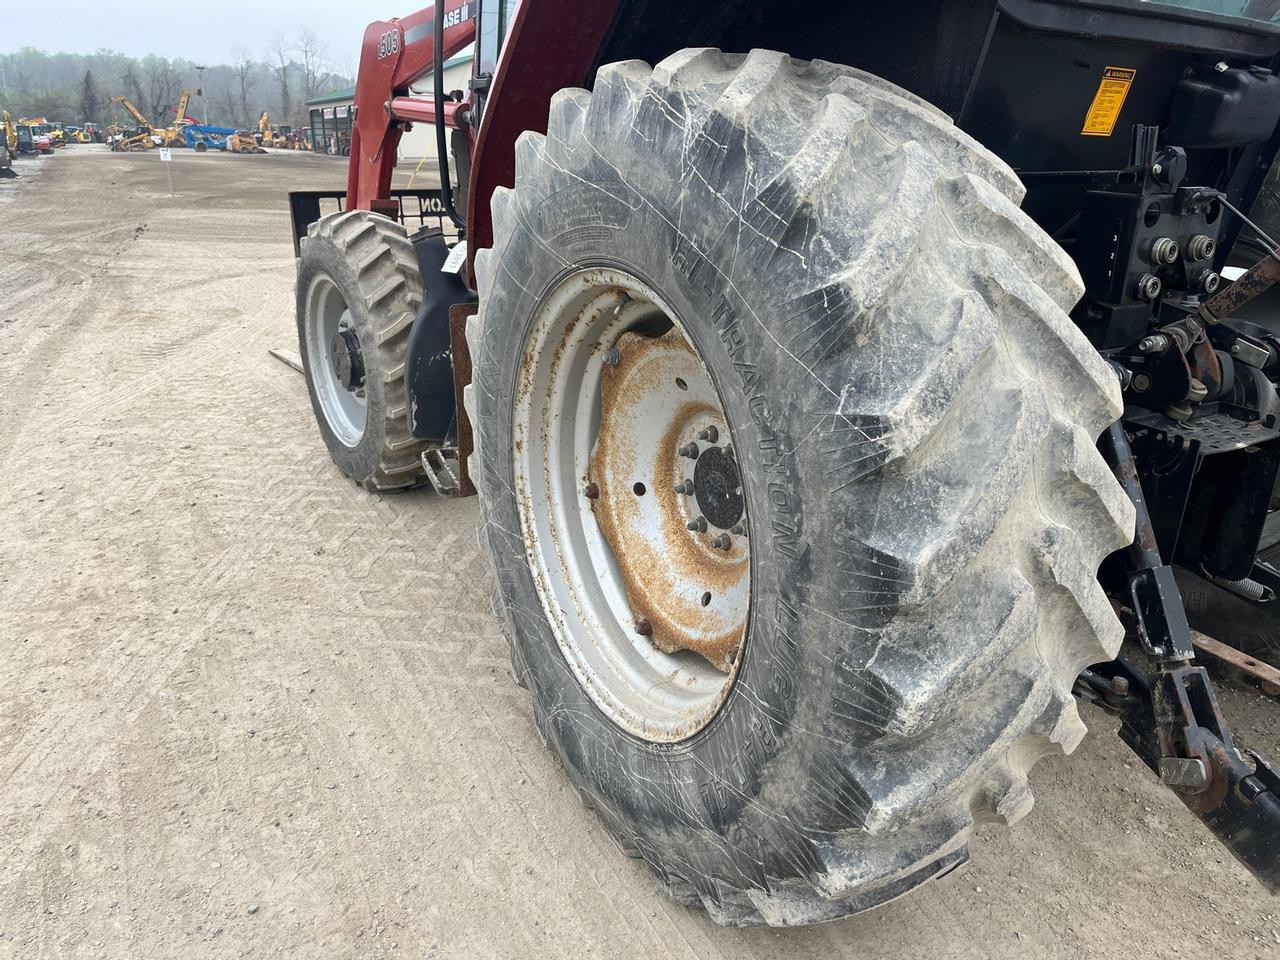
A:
1165;66;1280;149
405;230;477;442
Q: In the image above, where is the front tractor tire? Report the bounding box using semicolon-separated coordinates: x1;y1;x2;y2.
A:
296;211;428;491
466;49;1136;926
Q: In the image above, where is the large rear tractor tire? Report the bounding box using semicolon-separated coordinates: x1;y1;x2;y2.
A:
465;49;1135;926
296;211;428;491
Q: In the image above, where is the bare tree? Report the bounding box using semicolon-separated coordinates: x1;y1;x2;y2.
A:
267;33;292;126
232;48;256;128
295;29;329;100
215;85;238;127
121;65;145;111
143;55;181;123
80;70;100;123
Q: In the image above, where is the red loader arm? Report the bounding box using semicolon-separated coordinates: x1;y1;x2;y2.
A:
348;0;478;214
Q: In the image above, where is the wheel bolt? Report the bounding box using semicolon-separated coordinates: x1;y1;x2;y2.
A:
711;533;732;550
602;346;621;366
679;442;700;460
731;523;745;536
697;425;719;443
583;482;599;499
687;516;707;533
636;619;652;637
674;480;694;495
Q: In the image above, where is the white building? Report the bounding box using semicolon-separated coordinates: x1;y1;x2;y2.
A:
304;45;475;165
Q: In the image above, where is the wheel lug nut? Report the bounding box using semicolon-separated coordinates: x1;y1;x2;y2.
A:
731;523;745;536
674;480;694;495
679;442;700;460
635;619;652;637
697;425;719;443
602;346;621;366
583;482;599;499
711;533;732;550
687;516;707;533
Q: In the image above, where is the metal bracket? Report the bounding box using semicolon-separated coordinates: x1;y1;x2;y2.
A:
420;446;464;497
1128;565;1195;659
1095;420;1280;893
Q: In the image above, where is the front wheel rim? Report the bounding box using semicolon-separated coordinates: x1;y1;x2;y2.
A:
305;274;368;447
512;268;750;743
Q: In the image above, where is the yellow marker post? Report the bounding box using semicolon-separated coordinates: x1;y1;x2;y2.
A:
1082;67;1137;137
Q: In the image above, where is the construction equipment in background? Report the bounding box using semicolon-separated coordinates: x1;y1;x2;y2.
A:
229;129;266;154
107;97;157;152
63;123;104;144
0;122;15;179
20;119;64;148
16;122;52;156
2;112;17;160
257;111;290;149
181;123;237;152
157;90;202;147
173;90;197;127
26;119;66;146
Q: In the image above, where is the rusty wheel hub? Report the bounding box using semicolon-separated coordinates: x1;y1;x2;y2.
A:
511;268;750;742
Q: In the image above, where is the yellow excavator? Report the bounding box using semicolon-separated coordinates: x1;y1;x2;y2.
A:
257;111;289;149
108;96;157;152
0;111;14;177
161;90;199;146
2;111;17;160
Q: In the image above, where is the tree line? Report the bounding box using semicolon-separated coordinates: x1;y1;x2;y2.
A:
0;32;353;131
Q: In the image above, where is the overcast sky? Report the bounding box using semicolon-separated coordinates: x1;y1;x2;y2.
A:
4;2;387;65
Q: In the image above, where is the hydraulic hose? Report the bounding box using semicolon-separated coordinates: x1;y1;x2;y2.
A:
435;1;466;232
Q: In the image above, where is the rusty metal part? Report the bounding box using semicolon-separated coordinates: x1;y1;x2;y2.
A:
1191;629;1280;699
590;328;748;670
1188;335;1224;399
1201;249;1280;323
510;267;746;742
448;302;477;498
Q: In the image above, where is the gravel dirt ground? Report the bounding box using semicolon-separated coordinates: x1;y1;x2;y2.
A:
1;147;1278;959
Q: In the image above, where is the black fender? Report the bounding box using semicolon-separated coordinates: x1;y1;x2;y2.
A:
406;230;477;441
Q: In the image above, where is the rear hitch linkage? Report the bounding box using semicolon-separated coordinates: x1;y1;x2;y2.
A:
1082;423;1280;892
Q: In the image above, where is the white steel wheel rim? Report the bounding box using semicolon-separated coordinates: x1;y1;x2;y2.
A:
512;268;750;743
305;274;368;447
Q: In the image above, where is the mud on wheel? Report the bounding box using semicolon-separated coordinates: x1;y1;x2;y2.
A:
297;211;428;491
466;49;1135;926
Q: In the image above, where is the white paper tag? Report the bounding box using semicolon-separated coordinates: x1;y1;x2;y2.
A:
158;148;173;162
442;240;468;275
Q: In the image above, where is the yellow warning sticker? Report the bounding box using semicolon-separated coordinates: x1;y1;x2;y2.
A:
1082;67;1137;137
